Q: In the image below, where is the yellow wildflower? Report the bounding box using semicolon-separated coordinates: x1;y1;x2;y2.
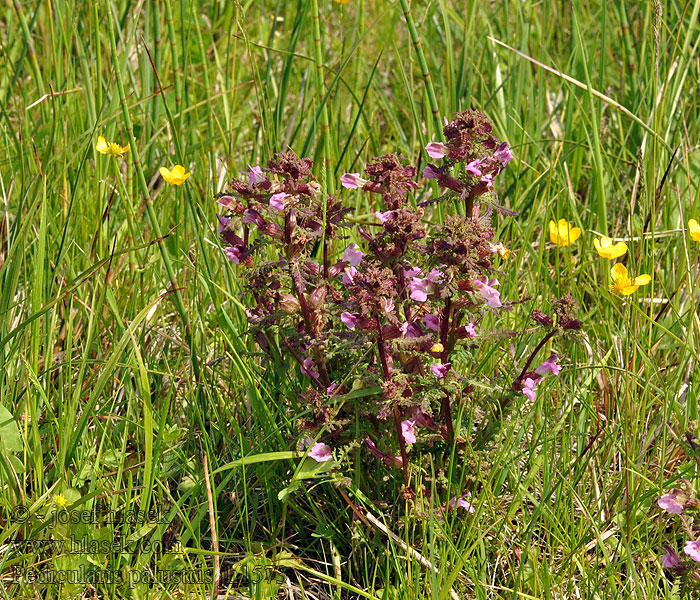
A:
52;494;67;509
96;135;129;158
593;236;627;259
159;165;191;186
334;0;351;3
491;242;512;259
689;219;700;242
430;342;444;354
609;263;651;296
549;218;581;247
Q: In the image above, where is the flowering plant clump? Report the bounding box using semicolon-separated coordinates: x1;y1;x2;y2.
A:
214;110;578;511
657;483;700;592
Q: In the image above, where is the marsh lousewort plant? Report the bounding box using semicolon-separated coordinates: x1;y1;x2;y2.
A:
215;110;577;511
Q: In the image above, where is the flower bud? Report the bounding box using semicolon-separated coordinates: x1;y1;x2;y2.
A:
328;261;344;278
279;295;300;314
532;310;553;327
382;324;401;340
308;286;327;310
262;222;284;239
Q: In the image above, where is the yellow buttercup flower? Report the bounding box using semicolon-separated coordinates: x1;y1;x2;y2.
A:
333;0;351;3
688;219;700;242
609;263;651;296
593;236;627;259
159;165;191;186
549;218;581;247
96;135;129;158
52;494;67;509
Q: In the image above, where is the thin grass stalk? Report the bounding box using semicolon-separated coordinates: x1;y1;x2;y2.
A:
164;0;183;133
106;7;199;382
398;0;442;135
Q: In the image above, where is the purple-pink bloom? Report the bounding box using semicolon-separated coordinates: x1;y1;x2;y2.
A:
480;173;494;190
269;192;290;211
340;173;368;189
425;142;449;159
380;297;394;313
342;243;365;266
400;321;421;338
465;159;482;177
224;247;242;263
535;353;561;376
522;377;538;402
308;442;333;462
684;540;700;562
301;357;319;380
409;269;443;302
473;278;502;308
660;545;683;568
659;489;686;514
447;494;475;513
375;210;394;224
326;383;340;396
341;312;358;330
494;142;513;167
431;362;451;378
401;419;417;444
464;322;477;337
423;165;439;179
403;266;422;279
342;266;357;286
243;209;265;227
422;314;440;331
247;164;267;185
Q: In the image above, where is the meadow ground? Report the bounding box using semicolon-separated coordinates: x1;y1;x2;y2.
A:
1;1;699;598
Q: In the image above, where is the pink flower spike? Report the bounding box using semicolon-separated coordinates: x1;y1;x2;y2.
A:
401;419;417;444
431;362;451;378
247;164;267;185
342;243;365;266
661;545;683;568
423;165;439;179
535;353;561;376
269;192;289;211
340;172;368;189
465;160;482;177
308;442;333;462
342;266;357;286
341;312;358;330
422;314;440;331
425;142;449;159
375;210;394;224
684;540;700;562
464;322;477;337
659;489;686;514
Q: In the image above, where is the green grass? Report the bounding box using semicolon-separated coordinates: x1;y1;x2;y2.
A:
0;0;699;598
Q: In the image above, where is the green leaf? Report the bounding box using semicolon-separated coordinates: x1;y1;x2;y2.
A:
0;404;22;453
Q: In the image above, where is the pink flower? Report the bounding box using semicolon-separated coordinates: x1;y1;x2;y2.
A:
340;173;368;189
401;419;417;444
326;383;340;396
447;494;475;513
375;210;394;224
465;159;482;177
659;489;686;514
464;322;477;337
341;312;358;330
342;266;357;286
342;243;365;266
243;209;265;227
660;545;683;568
269;192;290;210
403;266;422;279
684;540;700;562
301;357;319;380
422;314;440;331
308;442;333;462
400;321;421;338
535;353;561;376
380;297;394;313
425;142;449;159
473;278;502;308
494;142;513;167
409;269;443;302
522;377;538;402
431;362;451;378
224;247;242;263
423;165;439;179
480;173;494;190
247;164;267;185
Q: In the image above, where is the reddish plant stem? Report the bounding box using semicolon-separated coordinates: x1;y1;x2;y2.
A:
515;329;557;384
440;298;455;443
375;313;409;488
